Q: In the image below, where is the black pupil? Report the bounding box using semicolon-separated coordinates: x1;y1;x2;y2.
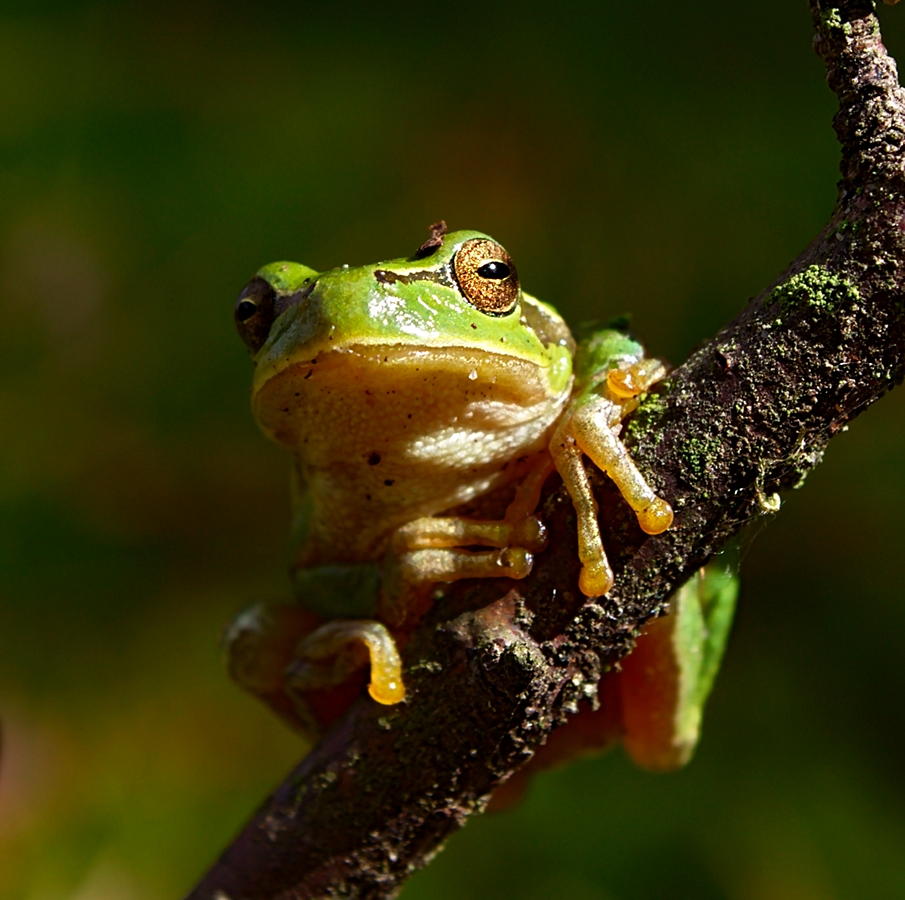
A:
477;261;510;280
236;299;258;321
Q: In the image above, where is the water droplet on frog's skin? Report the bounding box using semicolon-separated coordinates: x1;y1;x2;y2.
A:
468;369;478;380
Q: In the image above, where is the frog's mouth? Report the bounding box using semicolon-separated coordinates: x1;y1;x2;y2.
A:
268;342;527;379
254;342;565;408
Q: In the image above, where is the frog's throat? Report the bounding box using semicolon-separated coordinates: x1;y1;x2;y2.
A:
252;341;573;399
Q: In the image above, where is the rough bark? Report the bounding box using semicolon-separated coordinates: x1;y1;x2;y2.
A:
187;3;905;898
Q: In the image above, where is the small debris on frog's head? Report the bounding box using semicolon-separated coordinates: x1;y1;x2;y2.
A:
414;220;448;259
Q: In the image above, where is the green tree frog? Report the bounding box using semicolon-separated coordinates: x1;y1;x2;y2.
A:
226;222;735;772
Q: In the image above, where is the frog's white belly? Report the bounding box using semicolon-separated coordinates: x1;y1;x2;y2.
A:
253;345;571;563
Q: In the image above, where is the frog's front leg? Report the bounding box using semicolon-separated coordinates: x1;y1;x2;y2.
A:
379;458;555;628
552;358;674;597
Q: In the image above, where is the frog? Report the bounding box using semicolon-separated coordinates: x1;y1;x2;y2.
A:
224;222;731;762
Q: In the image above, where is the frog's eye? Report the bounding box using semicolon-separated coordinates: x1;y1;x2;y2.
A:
234;276;276;353
453;238;519;315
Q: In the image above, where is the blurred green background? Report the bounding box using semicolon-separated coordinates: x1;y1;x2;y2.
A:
2;1;904;898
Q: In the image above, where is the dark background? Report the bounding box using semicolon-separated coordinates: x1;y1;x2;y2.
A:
1;1;904;898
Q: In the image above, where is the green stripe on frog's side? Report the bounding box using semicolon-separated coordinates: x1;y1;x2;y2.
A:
693;551;739;708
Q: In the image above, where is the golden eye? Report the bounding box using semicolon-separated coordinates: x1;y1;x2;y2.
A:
453;238;519;315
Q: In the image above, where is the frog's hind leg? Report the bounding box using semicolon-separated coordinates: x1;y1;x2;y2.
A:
617;560;738;770
224;601;405;741
223;601;325;736
379;455;556;628
288;619;405;706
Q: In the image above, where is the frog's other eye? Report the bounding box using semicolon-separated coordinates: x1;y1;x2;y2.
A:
453;239;519;315
235;276;276;352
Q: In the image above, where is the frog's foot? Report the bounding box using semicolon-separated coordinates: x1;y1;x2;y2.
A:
380;542;537;629
604;358;668;403
568;401;673;533
551;360;674;597
288;620;406;706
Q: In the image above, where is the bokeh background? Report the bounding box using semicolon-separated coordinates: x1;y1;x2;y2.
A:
2;1;904;898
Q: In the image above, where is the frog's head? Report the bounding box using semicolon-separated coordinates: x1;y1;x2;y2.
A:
234;223;574;394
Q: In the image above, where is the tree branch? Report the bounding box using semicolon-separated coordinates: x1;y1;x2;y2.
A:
187;3;905;897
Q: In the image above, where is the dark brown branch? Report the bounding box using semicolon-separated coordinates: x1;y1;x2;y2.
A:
187;3;905;898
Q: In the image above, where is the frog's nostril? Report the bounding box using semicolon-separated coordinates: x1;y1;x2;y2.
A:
234;276;276;353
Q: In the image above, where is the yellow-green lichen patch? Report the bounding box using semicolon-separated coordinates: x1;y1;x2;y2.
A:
833;219;860;238
769;264;860;315
678;433;723;482
625;389;669;444
821;8;852;36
